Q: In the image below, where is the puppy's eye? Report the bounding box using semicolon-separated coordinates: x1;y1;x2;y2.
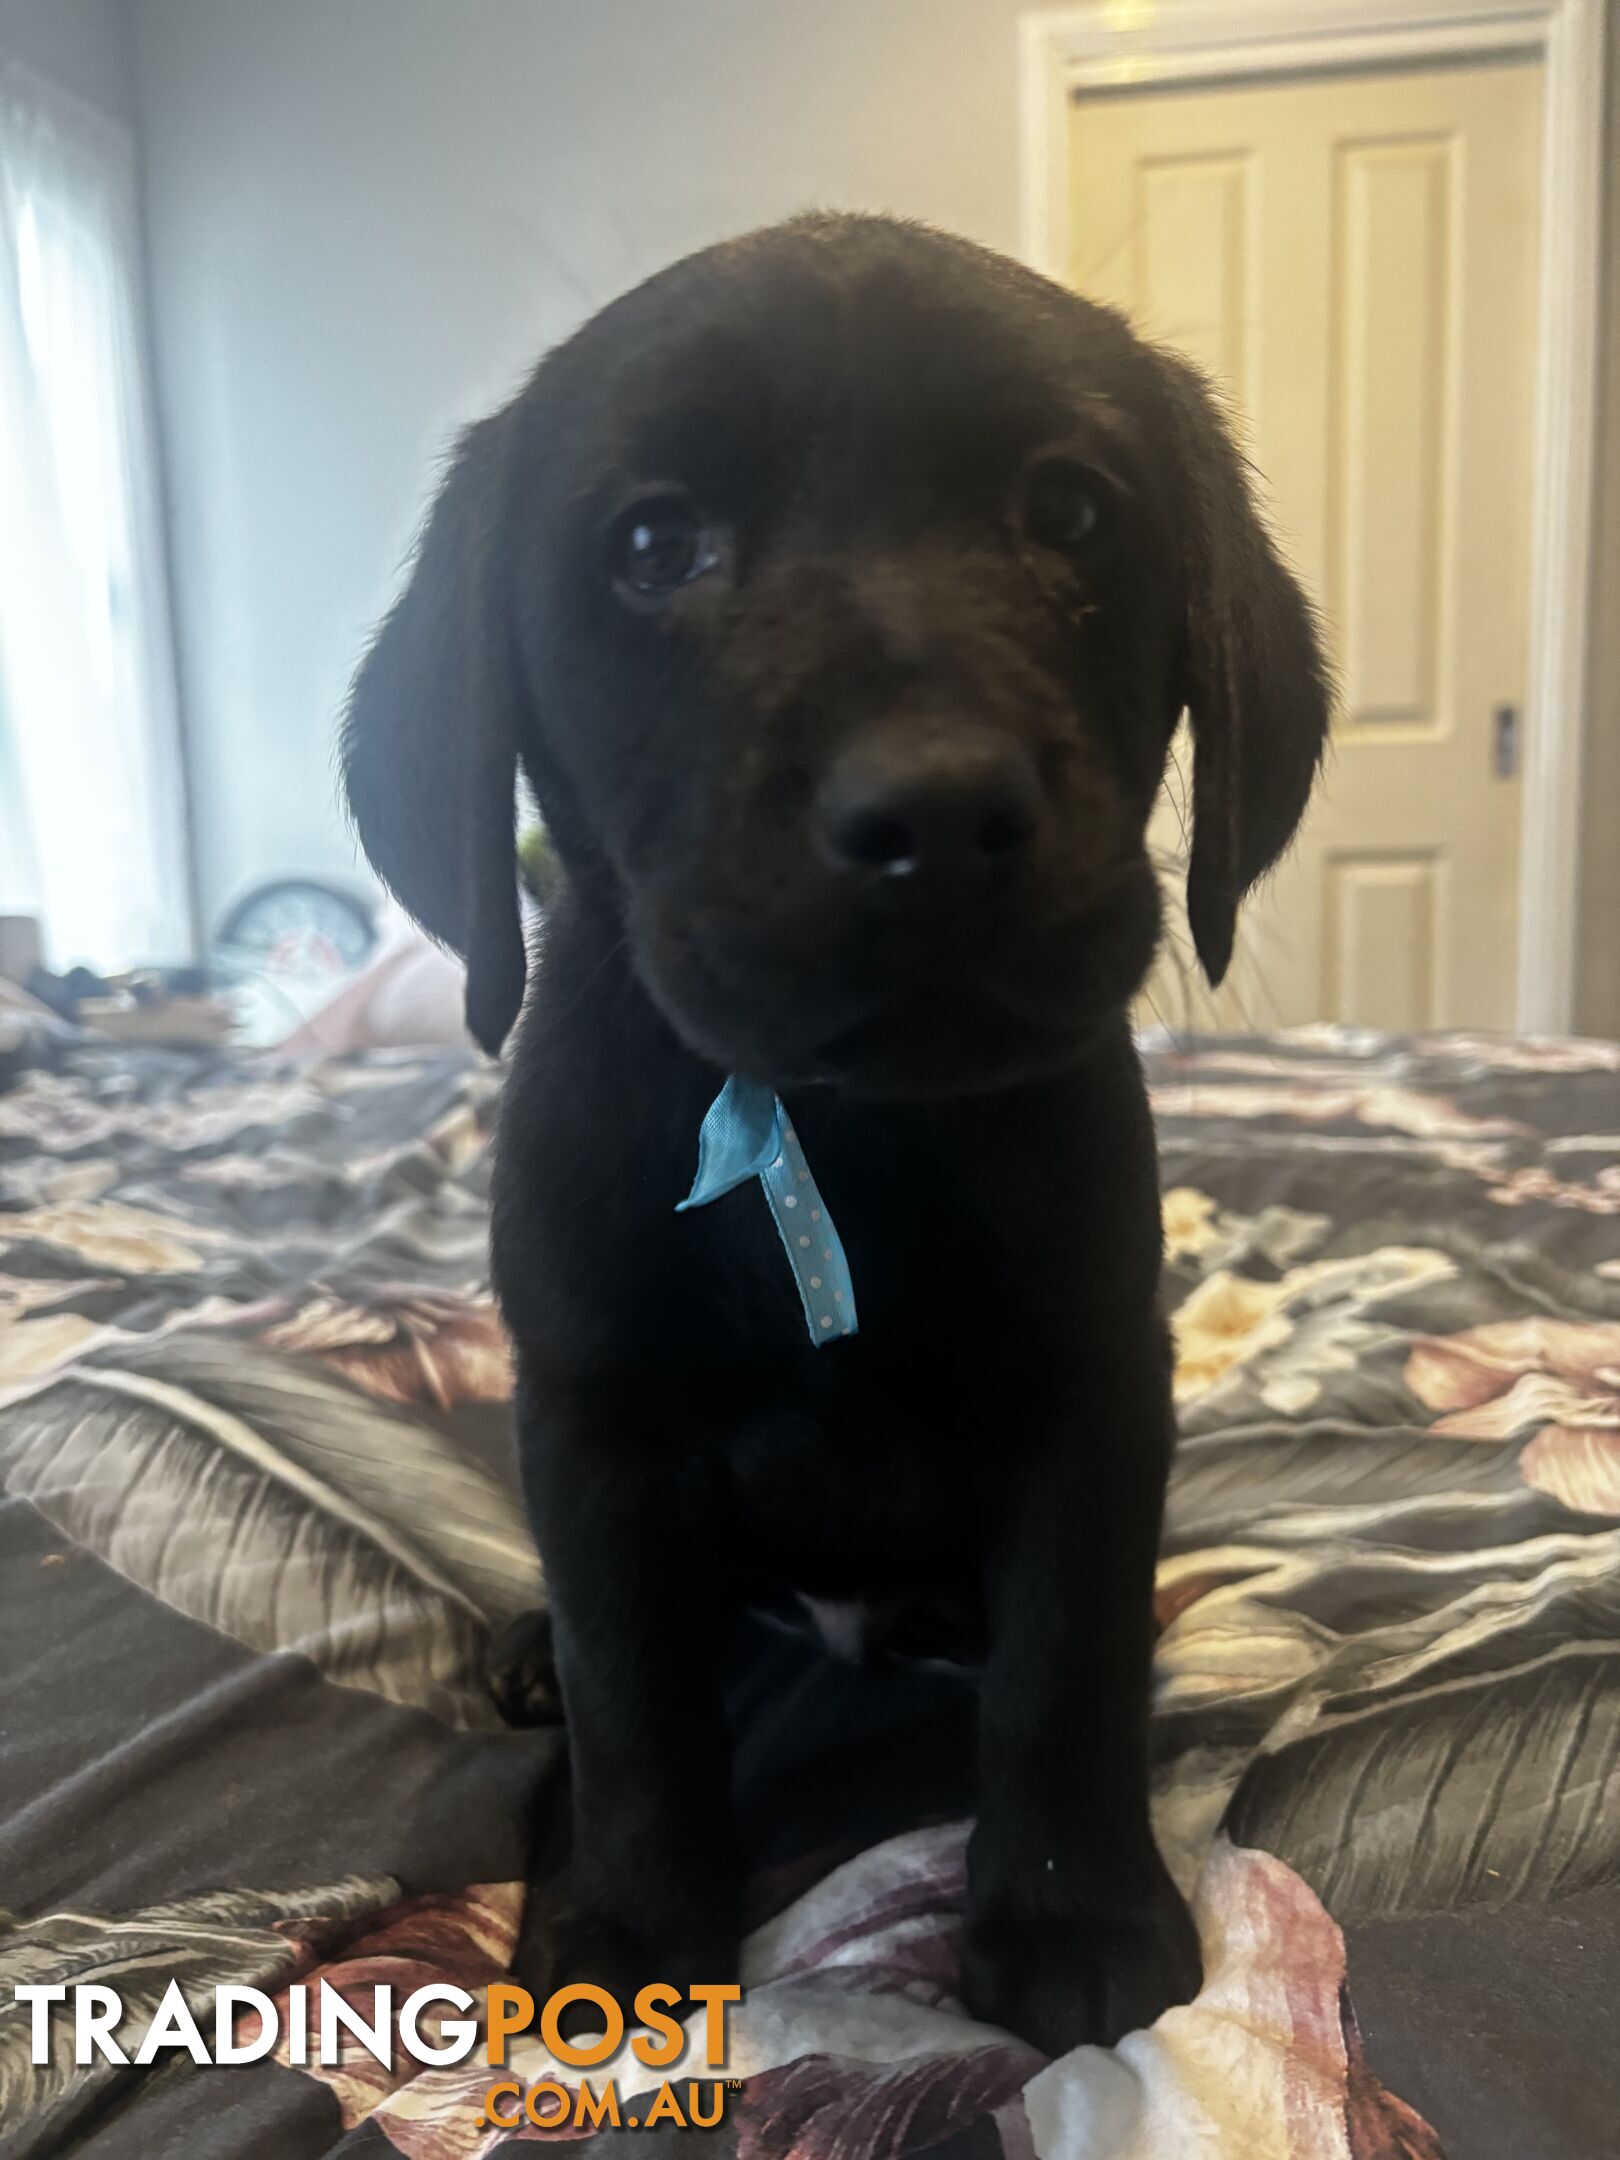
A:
610;493;721;598
1022;460;1106;554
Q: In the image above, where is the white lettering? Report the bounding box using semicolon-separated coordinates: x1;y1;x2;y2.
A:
214;1985;279;2064
287;1982;308;2064
319;1982;393;2068
14;1986;65;2065
398;1983;478;2066
74;1986;128;2065
133;1981;210;2065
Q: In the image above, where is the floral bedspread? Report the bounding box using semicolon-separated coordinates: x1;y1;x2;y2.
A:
2;1023;1618;2159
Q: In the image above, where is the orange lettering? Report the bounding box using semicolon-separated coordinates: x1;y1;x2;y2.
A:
481;2080;522;2129
687;1983;741;2066
540;1984;623;2068
524;2079;573;2129
484;1985;533;2069
631;1984;686;2070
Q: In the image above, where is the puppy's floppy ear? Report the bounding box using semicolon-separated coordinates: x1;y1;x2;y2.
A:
1156;349;1330;986
341;411;528;1055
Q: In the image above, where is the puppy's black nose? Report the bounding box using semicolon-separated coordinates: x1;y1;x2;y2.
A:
812;729;1042;884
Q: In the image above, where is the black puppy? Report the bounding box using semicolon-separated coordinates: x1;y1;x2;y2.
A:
342;213;1327;2056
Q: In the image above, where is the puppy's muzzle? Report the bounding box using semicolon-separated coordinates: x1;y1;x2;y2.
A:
811;722;1043;895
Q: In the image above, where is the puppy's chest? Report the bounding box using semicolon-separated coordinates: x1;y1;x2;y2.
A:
698;1133;1114;1595
708;1127;1074;1351
721;1386;981;1597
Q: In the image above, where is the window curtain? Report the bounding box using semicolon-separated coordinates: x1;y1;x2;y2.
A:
0;61;191;974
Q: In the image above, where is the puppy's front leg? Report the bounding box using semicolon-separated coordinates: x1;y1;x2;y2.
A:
961;1336;1201;2055
513;1389;740;2012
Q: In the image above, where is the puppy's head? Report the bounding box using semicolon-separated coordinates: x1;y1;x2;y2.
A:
343;214;1327;1094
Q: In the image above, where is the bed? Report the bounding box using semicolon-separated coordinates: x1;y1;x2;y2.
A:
2;1016;1618;2158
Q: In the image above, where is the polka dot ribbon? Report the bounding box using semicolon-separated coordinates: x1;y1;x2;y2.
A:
676;1074;858;1346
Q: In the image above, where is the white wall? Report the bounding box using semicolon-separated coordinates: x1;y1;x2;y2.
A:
0;0;133;118
129;0;1032;930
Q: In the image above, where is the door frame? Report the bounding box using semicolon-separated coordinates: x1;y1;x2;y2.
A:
1020;0;1606;1035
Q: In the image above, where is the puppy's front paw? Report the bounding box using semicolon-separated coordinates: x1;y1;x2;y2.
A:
962;1866;1202;2057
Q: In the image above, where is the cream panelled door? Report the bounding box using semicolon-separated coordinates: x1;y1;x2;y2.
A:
1071;58;1543;1030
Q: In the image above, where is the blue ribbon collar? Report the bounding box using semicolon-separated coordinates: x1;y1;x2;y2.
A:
676;1075;858;1347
